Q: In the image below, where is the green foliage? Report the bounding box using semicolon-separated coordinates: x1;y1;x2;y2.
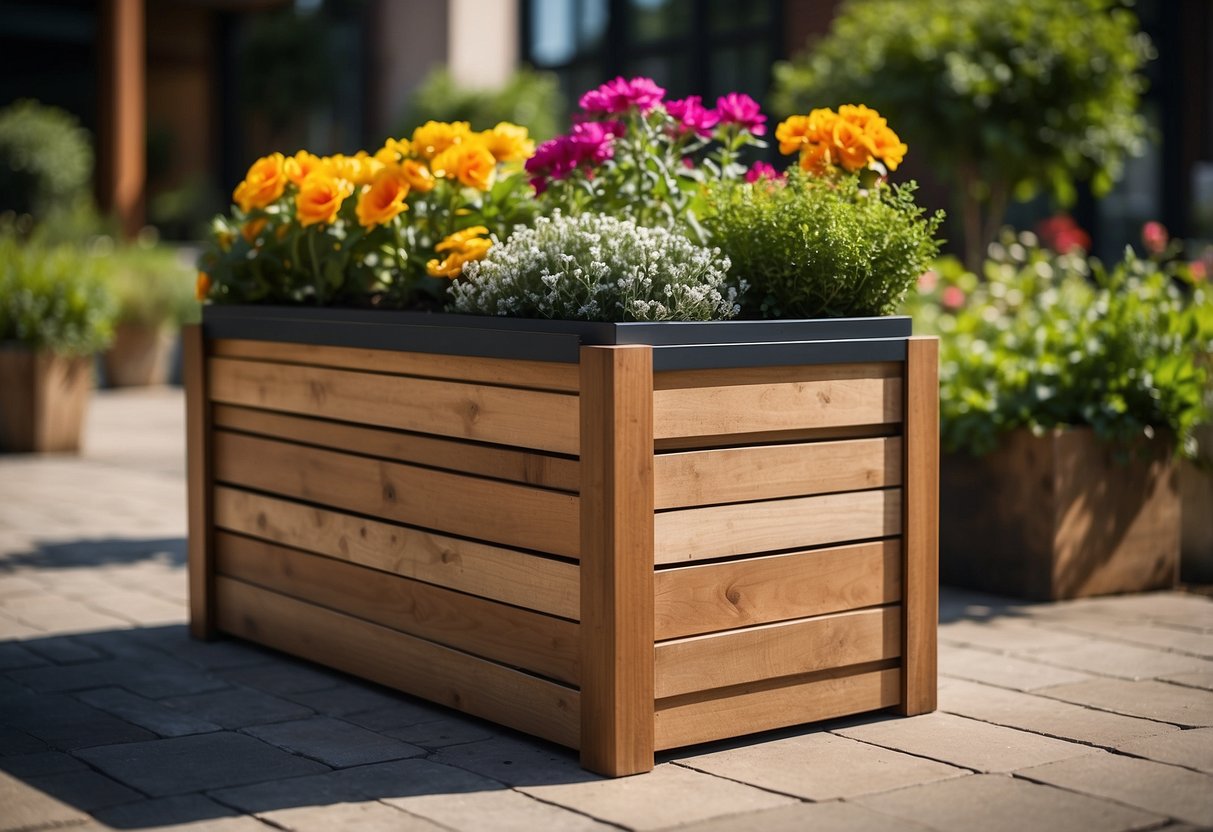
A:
102;236;199;328
399;67;562;143
773;0;1152;263
448;212;740;322
0;100;95;222
702;170;944;318
0;231;117;355
905;233;1213;458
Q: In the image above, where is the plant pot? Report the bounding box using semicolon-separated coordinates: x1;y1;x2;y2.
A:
940;428;1180;601
1180;423;1213;583
0;346;93;453
103;322;175;387
185;306;939;776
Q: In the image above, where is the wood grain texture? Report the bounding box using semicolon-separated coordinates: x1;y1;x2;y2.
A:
183;325;214;639
213;486;578;619
579;345;656;777
207;356;579;454
654;606;901;698
653;375;902;440
211;338;580;392
212;431;580;558
653;539;902;640
654;436;903;509
654;488;902;564
653;423;899;452
654;665;901;750
215;577;580;748
215;531;579;684
212;404;579;492
901;337;939;715
653;361;903;390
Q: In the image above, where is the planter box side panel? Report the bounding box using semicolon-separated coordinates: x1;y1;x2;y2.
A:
0;349;92;453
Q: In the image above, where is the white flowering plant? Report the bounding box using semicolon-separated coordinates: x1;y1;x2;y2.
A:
447;212;740;322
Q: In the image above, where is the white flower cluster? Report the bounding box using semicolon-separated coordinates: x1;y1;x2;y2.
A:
448;212;740;322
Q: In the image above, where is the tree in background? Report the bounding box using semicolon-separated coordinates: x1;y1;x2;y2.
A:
772;0;1153;269
398;67;561;144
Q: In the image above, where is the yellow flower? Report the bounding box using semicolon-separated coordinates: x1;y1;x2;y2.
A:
285;150;323;186
241;217;268;245
411;120;471;159
399;160;436;193
375;137;411;166
866;123;907;171
233;153;287;212
831;118;874;173
479;122;534;163
426;226;492;278
837;104;884;131
295;171;354;227
195;271;211;301
355;168;410;228
431;142;496;191
323;153;382;186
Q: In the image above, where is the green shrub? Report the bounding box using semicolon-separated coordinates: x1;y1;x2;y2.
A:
0;232;117;355
448;212;739;321
0;100;95;222
906;234;1213;457
399;67;561;142
702;170;943;318
103;236;199;328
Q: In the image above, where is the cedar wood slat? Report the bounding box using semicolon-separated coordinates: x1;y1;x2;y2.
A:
184;324;214;639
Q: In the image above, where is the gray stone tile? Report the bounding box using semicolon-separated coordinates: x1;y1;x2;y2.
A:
340;701;448;733
939;677;1180;746
242;717;425;768
76;732;329;796
92;794;273;831
0;610;44;639
260;800;449;832
385;716;497;749
856;772;1163;832
72;587;185;627
0;642;49;670
1029;641;1213;681
1050;619;1213;659
939;643;1095;691
1;593;133;635
0;751;87;777
8;657;228;699
1114;727;1213;774
161;688;314;729
1162;669;1213;691
137;629;271;671
77;687;222;737
430;735;596;787
834;712;1094;773
286;683;413;717
217;662;342;696
1018;752;1213;826
385;785;615;831
0;724;48;756
26;769;144;811
0;769;90;831
521;763;797;831
939;618;1094;654
0;691;157;749
677;730;965;800
24;635;107;665
656;800;937;832
1038;679;1213;727
207;771;362;813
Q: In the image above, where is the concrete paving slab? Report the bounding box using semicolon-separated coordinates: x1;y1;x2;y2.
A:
0;769;91;832
856;772;1163;832
677;730;966;800
939;643;1095;691
1029;641;1213;681
91;793;276;831
1018;752;1213;826
834;712;1094;773
0;642;47;671
655;800;938;832
0;725;48;757
77;687;222;738
243;717;426;768
0;751;88;778
1161;669;1213;691
1113;727;1213;774
160;687;314;729
216;662;343;696
0;691;157;750
7;657;229;699
1037;678;1213;727
383;716;497;749
383;785;617;831
339;702;449;733
24;769;144;811
255;800;450;832
1048;618;1213;659
285;683;420;717
939;618;1095;654
429;735;597;787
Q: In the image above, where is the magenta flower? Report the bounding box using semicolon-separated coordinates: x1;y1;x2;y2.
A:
579;76;666;115
570;120;621;164
744;161;781;183
666;95;719;137
714;93;767;136
525;121;622;192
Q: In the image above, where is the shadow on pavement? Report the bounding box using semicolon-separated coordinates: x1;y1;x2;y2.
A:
0;538;186;571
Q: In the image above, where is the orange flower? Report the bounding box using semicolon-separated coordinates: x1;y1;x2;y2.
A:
375;137;411;166
866;123;907;171
355;168;410;228
233;153;287;212
284;150;323;186
195;271;211;301
426;226;492;278
775;114;814;156
241;217;268;245
295;172;354;227
831;118;874;172
798;142;833;176
479;122;534;163
399;160;436;193
411;120;472;159
431;143;496;191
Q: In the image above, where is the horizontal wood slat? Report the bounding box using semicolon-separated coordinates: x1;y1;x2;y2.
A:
654;665;901;751
215;577;580;748
211;338;581;392
654;488;902;564
654;437;903;509
212;431;581;558
215;532;579;684
208;357;579;454
653;539;901;640
213;486;579;619
653;424;899;453
653;376;902;441
212;404;579;493
653;361;903;390
654;607;901;698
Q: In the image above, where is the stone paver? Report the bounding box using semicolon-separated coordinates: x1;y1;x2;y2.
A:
1018;752;1213;827
2;388;1212;832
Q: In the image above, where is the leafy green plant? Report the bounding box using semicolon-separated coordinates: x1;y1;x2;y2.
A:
0;231;117;355
448;212;739;322
0;100;95;223
905;233;1213;457
773;0;1152;268
103;237;199;328
399;67;562;143
702;170;943;318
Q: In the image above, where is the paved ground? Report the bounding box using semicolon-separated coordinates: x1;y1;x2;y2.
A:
1;388;1212;832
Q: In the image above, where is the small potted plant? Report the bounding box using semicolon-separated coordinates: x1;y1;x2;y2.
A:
0;230;116;452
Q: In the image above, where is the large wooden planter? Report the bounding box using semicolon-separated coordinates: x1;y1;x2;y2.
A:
0;346;93;453
104;323;175;387
185;306;939;776
940;428;1180;600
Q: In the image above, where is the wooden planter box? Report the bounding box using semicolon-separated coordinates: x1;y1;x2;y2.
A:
0;346;93;453
940;428;1180;600
185;307;939;776
104;323;175;387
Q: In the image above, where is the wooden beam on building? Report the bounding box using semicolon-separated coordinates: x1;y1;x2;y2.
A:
97;0;146;238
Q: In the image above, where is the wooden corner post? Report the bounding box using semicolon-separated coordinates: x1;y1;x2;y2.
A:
579;345;656;776
901;336;939;713
184;324;216;640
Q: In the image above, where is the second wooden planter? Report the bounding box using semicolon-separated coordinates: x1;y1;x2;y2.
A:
186;307;939;776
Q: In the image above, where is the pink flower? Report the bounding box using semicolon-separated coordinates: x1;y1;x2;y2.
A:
744;161;781;183
666;95;719;137
1191;260;1208;283
1142;221;1168;256
524;121;623;192
714;93;766;136
1036;215;1090;255
917;270;938;293
579;76;665;115
941;286;965;310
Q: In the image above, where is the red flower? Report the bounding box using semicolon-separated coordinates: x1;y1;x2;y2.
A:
1142;221;1169;256
1036;215;1091;255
